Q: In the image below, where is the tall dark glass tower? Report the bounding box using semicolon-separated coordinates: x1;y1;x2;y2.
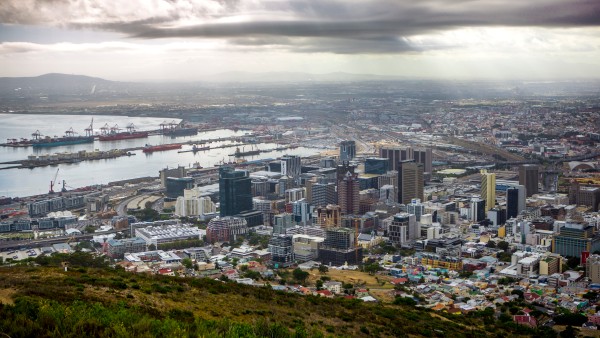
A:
219;166;252;217
506;187;519;219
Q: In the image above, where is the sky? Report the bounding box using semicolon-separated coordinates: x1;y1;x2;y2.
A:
0;0;599;81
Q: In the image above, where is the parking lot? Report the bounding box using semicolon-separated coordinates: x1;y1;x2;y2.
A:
0;248;41;262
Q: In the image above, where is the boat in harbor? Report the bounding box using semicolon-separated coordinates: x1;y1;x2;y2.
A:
31;128;94;148
161;120;198;137
192;144;211;152
142;144;182;153
99;123;148;141
231;145;260;157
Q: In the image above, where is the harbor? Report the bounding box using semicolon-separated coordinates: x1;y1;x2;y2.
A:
0;114;329;197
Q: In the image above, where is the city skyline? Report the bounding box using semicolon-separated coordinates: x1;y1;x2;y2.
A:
1;0;599;81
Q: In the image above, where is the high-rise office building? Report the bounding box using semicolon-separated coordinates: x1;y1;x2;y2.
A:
413;148;433;175
406;198;425;222
487;208;506;227
219;166;252;217
165;177;194;198
336;161;356;182
339;140;356;161
470;197;486;222
398;161;424;204
281;155;301;184
315;204;341;227
553;222;600;258
379;146;432;174
519;164;539;197
506;185;527;219
309;182;337;207
338;171;360;215
364;157;389;175
291;199;313;226
268;235;294;268
319;227;362;266
388;213;418;245
480;169;496;213
273;213;294;235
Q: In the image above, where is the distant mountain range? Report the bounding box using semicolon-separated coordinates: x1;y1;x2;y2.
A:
0;73;120;96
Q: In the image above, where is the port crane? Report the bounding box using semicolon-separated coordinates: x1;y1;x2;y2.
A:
84;118;94;137
49;168;59;194
61;180;75;193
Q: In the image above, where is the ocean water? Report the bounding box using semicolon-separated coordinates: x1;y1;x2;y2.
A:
0;114;322;197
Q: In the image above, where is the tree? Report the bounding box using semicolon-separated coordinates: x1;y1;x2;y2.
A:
497;241;509;251
582;291;597;300
148;244;156;251
182;258;193;269
363;263;382;275
486;241;496;248
316;280;323;290
560;325;577;338
566;256;580;269
292;268;309;284
318;264;329;273
511;289;524;299
84;225;96;234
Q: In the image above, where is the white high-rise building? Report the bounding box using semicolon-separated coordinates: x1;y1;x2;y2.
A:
175;188;216;217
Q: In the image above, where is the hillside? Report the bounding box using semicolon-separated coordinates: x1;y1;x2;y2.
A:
0;255;552;337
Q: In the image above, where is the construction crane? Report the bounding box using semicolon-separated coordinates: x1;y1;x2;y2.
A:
49;168;59;194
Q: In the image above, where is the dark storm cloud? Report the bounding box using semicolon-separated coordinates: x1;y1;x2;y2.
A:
1;0;599;54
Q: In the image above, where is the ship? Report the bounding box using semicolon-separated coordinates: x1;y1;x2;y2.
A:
192;144;211;152
31;128;94;148
142;144;182;153
163;126;198;137
99;123;148;141
160;120;198;137
232;146;261;157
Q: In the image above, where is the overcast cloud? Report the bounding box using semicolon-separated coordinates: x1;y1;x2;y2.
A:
0;0;599;80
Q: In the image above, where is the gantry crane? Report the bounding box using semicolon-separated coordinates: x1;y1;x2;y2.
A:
49;168;60;194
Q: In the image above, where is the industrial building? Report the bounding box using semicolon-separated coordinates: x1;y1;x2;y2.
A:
135;224;202;247
106;237;147;259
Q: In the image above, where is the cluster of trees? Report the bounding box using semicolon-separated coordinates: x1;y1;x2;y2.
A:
157;239;204;251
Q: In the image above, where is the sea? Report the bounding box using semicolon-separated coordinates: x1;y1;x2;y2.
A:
0;114;324;198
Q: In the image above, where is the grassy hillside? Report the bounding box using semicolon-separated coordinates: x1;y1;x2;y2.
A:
0;255;553;337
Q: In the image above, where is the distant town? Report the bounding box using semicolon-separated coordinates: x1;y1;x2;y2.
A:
1;78;600;334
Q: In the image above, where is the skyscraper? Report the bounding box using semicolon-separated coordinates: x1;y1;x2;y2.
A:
406;198;425;222
338;171;360;215
364;157;389;175
398;160;424;205
413;148;433;175
480;169;496;213
505;184;525;218
219;166;252;217
470;197;486;222
281;155;301;184
379;146;432;174
339;140;356;161
388;213;418;245
519;164;539;197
